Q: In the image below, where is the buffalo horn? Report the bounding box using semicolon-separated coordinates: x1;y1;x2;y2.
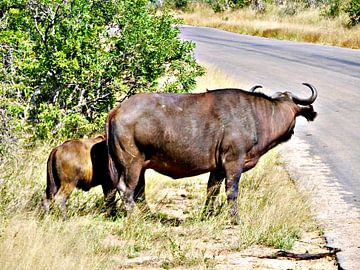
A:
249;85;263;92
291;83;318;105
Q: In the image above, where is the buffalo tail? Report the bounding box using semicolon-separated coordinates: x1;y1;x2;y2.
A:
45;148;60;199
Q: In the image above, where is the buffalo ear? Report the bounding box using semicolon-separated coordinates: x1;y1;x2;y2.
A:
298;105;317;122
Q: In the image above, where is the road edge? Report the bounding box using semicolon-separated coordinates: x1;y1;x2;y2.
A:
280;136;360;270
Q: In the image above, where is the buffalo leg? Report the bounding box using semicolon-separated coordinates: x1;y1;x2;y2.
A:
42;194;51;214
110;132;143;213
134;169;150;212
117;162;142;212
102;185;117;217
43;168;60;214
133;170;145;202
54;184;74;220
224;161;243;224
203;171;225;217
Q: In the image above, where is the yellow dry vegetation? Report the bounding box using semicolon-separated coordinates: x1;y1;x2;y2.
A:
178;4;360;49
0;66;337;269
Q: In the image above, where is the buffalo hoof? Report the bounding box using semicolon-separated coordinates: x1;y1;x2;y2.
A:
42;198;50;214
124;200;136;212
105;207;118;218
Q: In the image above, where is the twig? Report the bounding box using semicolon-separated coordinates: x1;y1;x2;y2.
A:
71;93;111;111
259;247;341;261
33;7;46;44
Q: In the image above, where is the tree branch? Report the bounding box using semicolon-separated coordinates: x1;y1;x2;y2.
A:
45;1;64;43
71;93;111;111
33;7;46;44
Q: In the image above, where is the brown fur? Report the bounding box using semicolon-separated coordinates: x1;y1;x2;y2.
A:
43;135;117;218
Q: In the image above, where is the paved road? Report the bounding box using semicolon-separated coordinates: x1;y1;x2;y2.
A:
180;25;360;269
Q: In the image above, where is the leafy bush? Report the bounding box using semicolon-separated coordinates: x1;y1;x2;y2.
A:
0;0;204;140
232;0;251;9
206;0;251;12
321;0;341;18
211;0;227;13
34;104;102;139
170;0;189;9
344;0;360;26
0;94;28;158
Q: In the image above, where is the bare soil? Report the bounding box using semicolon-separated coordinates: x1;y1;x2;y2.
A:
112;232;338;269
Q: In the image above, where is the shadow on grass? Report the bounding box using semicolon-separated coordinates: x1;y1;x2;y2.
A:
145;211;184;227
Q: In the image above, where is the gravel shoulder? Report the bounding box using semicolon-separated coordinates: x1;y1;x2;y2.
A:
280;136;360;269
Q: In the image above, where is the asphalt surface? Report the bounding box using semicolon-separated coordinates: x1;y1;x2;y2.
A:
180;25;360;269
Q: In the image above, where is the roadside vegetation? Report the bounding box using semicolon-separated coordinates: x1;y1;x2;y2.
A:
0;0;204;142
0;65;324;269
1;1;334;269
168;0;360;48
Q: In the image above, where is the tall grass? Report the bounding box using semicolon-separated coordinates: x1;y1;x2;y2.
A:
0;216;109;270
0;65;318;269
178;4;360;49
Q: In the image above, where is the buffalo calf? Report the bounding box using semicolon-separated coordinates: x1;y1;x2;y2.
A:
43;135;116;218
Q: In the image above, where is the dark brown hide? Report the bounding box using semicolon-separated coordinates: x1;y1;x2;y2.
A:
43;135;116;218
107;84;317;220
207;85;263;93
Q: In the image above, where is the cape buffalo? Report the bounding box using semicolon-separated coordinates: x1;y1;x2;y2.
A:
43;135;117;219
106;83;317;222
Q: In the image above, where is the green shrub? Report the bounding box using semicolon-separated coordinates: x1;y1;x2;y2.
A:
174;0;189;9
344;0;360;26
322;0;341;18
1;0;204;140
206;0;251;12
34;105;101;140
232;0;251;9
205;0;226;12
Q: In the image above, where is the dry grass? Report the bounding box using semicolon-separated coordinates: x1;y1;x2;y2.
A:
0;216;108;270
0;66;326;269
178;4;360;49
194;63;248;91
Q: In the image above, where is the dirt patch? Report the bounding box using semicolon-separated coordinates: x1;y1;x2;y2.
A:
115;242;337;269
